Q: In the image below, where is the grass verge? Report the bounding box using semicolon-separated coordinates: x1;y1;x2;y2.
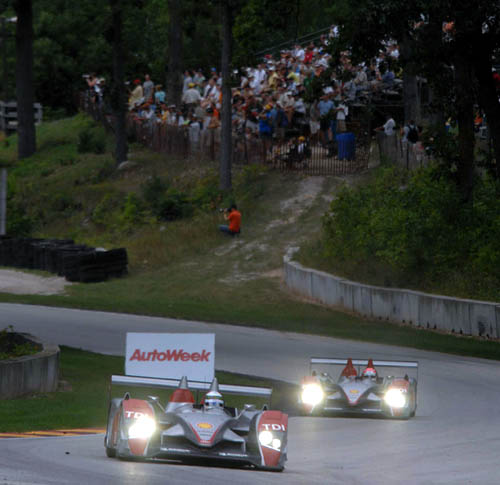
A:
0;347;297;433
1;115;499;363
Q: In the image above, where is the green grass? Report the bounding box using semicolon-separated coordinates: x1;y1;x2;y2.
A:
1;115;500;364
0;347;296;432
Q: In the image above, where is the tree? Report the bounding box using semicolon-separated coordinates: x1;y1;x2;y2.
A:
14;0;36;158
219;0;232;191
328;0;500;197
166;0;183;107
109;0;128;166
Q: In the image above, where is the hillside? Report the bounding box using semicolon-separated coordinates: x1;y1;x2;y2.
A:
1;115;500;360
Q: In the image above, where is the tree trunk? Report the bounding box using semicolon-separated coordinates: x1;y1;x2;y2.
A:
400;35;420;124
166;0;183;107
454;55;475;200
110;0;128;166
471;41;500;179
219;0;232;191
14;0;36;159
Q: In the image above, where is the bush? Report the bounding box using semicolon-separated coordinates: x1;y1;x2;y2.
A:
158;188;193;221
77;125;106;154
321;165;500;294
141;175;170;217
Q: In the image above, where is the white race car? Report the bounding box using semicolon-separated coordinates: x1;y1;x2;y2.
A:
299;357;418;419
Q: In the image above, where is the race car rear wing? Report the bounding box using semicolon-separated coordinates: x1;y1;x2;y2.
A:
111;375;273;399
309;358;418;378
310;358;418;368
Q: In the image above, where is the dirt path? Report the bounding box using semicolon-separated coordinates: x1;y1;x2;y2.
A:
0;269;70;295
214;175;343;285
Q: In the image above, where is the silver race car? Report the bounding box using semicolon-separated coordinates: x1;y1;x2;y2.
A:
104;375;288;471
299;357;418;419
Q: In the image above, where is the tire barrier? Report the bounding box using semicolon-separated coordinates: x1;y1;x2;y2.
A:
0;236;128;283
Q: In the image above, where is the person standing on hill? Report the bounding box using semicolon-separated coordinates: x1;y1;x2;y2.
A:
143;74;155;102
219;204;241;236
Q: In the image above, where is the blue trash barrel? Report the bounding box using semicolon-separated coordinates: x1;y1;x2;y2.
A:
336;132;356;160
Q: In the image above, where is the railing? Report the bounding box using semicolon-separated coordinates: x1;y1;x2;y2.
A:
376;132;428;170
255;25;333;58
80;93;371;175
125;117;371;175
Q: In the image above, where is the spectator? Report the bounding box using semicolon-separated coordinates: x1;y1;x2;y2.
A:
318;94;336;145
182;70;193;93
128;79;144;110
182;83;202;109
219;204;241;236
376;115;396;136
154;84;166;104
336;97;348;133
143;74;154;102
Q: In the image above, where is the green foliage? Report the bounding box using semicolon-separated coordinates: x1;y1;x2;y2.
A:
158;187;193;221
118;192;146;231
141;175;170;217
77;125;106;154
0;326;40;360
91;191;122;227
234;163;268;204
322;165;500;292
190;171;222;210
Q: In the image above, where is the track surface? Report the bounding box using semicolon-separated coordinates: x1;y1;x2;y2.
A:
1;303;500;484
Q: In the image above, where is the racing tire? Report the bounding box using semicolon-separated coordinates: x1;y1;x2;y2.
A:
105;446;116;458
258;465;285;472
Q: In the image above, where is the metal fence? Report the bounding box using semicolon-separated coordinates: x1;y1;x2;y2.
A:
80;93;371;175
125;118;371;175
376;132;428;170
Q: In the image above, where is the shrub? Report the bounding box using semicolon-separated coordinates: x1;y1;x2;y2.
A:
77;125;107;154
141;175;170;217
158;188;193;221
322;164;500;290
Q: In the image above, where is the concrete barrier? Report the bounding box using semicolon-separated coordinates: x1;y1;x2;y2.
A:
0;335;59;399
283;259;499;338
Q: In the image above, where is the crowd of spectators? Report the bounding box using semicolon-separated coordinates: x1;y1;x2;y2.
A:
85;26;404;154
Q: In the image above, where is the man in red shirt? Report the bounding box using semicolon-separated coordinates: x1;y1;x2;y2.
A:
219;204;241;236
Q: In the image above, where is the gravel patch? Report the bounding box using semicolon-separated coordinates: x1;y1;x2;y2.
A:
0;269;71;295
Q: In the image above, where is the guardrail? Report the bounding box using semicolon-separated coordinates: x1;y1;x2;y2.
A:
283;257;500;339
0;334;59;399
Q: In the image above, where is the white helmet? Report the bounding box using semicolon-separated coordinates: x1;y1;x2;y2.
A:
204;378;224;410
204;390;224;410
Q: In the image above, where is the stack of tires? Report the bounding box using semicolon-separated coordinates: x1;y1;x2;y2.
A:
0;236;128;283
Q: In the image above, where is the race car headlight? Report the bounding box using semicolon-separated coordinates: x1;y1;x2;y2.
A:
128;416;156;439
384;389;406;408
301;384;324;406
258;431;282;450
259;430;273;446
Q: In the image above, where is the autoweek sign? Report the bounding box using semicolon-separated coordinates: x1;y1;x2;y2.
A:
125;333;215;382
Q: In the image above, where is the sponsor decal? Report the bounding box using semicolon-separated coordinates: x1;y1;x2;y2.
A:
349;389;359;394
129;348;211;362
219;452;247;457
261;423;286;432
197;423;213;430
124;411;146;419
125;333;215;381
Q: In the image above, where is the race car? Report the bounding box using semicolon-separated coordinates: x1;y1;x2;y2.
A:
299;357;418;419
104;374;288;471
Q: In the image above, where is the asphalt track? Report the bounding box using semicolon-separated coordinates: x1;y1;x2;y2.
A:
1;303;500;484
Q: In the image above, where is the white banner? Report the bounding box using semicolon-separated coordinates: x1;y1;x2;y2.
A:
125;333;215;382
